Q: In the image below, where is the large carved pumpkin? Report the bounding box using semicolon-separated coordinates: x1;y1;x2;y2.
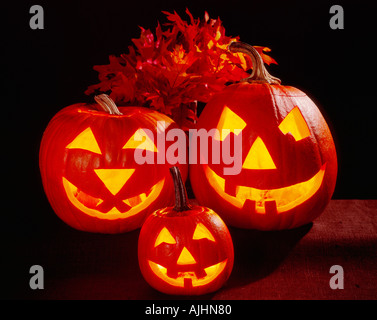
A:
138;167;234;295
190;42;337;230
39;94;188;233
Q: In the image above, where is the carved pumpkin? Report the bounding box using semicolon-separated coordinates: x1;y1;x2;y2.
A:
190;42;337;230
39;94;188;233
138;167;234;295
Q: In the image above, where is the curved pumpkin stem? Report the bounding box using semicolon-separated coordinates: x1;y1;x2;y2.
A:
94;94;123;115
229;41;281;85
170;166;191;212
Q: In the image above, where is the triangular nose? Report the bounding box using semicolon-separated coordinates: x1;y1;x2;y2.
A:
242;136;276;170
94;169;135;195
177;247;197;265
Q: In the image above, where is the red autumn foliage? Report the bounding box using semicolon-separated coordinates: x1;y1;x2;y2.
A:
85;9;277;130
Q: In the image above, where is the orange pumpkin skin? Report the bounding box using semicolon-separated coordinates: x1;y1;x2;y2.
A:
39;102;188;234
138;168;234;295
190;44;337;230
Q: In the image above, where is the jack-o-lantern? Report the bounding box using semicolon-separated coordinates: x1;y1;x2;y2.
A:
39;94;188;233
190;42;337;230
138;167;234;295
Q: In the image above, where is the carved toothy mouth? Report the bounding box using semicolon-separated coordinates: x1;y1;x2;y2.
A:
62;177;165;220
147;259;228;288
204;164;326;214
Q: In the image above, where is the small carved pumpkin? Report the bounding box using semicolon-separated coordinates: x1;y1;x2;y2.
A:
39;95;188;233
138;167;234;295
190;42;337;230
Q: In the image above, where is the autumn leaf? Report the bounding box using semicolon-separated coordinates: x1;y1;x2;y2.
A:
85;9;278;129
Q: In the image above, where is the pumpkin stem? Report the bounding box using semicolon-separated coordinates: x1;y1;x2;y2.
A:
94;94;123;115
229;41;281;85
170;167;191;212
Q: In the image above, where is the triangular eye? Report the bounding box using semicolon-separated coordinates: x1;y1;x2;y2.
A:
215;106;246;141
154;227;176;247
242;136;276;169
192;223;215;242
278;106;311;141
123;129;158;152
66;127;102;155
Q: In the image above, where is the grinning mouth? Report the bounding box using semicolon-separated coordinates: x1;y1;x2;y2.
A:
148;259;228;288
62;177;165;220
204;164;326;214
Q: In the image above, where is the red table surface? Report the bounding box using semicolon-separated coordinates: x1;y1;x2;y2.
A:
16;200;377;300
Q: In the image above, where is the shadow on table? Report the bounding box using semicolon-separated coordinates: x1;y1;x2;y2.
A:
17;209;311;300
227;223;312;287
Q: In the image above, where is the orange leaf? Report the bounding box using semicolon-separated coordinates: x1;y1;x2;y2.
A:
85;10;277;129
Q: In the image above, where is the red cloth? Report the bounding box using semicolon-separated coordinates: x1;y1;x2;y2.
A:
20;200;377;300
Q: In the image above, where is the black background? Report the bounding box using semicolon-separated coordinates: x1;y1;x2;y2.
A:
3;0;377;301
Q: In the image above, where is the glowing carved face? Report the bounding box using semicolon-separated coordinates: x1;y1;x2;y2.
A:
63;126;165;219
205;105;326;214
147;223;228;288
